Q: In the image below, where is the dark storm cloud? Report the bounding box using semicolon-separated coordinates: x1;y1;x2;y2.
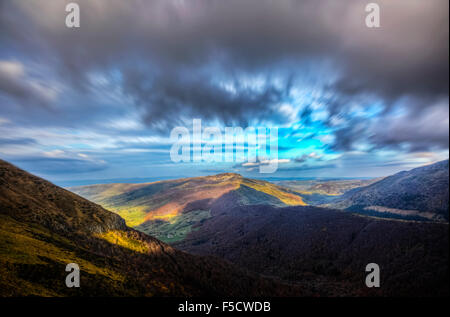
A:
370;101;449;152
122;68;292;129
294;156;308;164
330;118;368;151
294;153;323;164
328;98;449;152
0;0;448;149
0;137;37;146
14;157;108;174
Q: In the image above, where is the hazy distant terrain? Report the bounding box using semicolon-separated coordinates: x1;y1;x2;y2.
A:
274;178;382;206
275;178;381;195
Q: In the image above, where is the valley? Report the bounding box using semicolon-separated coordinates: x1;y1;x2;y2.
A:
1;158;448;296
69;160;450;296
71;160;449;245
0;159;302;296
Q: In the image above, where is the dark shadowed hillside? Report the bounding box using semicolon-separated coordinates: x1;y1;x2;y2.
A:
329;160;449;221
0;159;302;296
174;191;449;296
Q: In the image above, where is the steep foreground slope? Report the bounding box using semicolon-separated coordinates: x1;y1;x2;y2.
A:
174;191;449;296
329;160;449;221
0;159;301;296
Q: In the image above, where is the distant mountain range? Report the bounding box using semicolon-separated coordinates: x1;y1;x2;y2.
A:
328;160;449;221
0;159;300;296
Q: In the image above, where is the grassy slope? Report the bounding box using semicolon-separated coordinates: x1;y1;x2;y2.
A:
0;159;303;297
1;213;301;297
0;214;130;296
137;210;212;243
70;173;306;242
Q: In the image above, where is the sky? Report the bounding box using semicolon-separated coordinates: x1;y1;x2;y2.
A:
0;0;448;186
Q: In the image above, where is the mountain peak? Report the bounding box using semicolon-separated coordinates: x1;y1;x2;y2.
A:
71;171;305;229
207;172;243;180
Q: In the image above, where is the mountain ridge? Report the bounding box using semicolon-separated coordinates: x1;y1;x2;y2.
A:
328;160;449;221
0;159;303;296
70;172;306;234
